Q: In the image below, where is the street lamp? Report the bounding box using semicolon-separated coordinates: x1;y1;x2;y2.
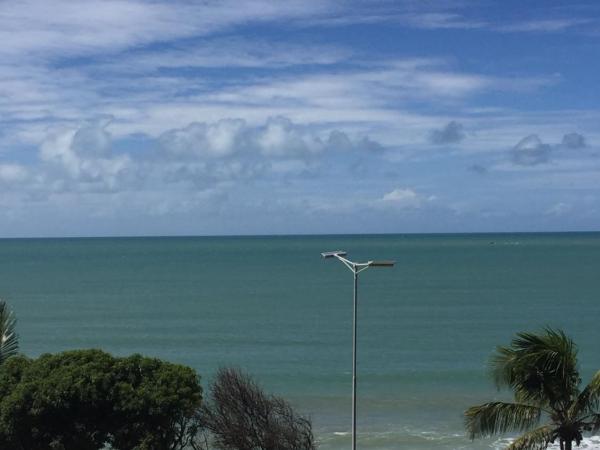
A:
321;250;394;450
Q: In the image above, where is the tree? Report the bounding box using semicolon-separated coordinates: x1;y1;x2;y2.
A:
199;367;316;450
465;328;600;450
0;299;18;365
109;354;203;450
0;349;202;450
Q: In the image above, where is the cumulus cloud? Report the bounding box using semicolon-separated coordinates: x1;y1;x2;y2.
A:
429;121;465;145
159;116;377;161
155;117;385;186
510;134;552;166
561;132;586;150
159;119;246;159
70;116;115;157
39;118;135;190
379;188;435;209
4;116;385;195
254;117;325;157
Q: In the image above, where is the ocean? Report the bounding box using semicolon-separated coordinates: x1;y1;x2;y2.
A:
1;233;599;449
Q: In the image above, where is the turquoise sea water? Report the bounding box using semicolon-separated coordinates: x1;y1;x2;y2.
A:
1;233;600;449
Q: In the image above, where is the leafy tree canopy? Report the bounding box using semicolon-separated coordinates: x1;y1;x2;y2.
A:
0;349;202;450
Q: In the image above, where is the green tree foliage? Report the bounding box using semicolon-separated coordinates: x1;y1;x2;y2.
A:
110;354;203;450
465;328;600;450
0;300;18;365
0;349;202;450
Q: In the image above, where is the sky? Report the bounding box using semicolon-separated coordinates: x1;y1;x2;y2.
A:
1;0;600;237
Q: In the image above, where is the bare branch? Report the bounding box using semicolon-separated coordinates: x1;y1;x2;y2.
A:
200;367;316;450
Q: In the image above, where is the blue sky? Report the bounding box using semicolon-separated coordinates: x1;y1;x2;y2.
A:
1;0;599;237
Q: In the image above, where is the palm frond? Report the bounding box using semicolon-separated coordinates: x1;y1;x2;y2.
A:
465;402;542;440
0;300;18;364
490;328;579;406
571;370;600;417
583;413;600;432
506;425;556;450
491;345;519;388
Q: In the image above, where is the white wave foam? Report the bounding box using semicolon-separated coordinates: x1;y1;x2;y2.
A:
494;436;600;450
319;428;469;448
320;431;600;449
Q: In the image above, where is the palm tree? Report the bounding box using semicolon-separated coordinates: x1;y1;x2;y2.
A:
466;328;600;450
0;300;18;365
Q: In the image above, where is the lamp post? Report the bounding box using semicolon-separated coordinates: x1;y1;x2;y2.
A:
321;251;394;450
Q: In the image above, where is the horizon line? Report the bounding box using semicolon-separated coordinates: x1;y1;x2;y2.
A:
1;230;599;240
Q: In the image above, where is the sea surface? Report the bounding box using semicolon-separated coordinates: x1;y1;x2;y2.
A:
1;233;600;449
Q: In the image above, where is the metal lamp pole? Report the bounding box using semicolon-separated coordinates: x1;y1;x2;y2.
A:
321;251;394;450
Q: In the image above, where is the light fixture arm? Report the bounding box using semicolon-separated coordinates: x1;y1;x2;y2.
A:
321;250;394;450
334;254;365;273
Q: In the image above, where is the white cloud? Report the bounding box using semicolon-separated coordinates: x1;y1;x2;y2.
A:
94;38;350;74
203;59;543;111
399;12;486;30
382;188;419;202
254;117;324;157
39;120;134;191
0;164;29;184
0;0;598;236
5;116;385;196
379;188;435;209
0;0;334;62
159;119;246;159
159;116;375;162
0;45;556;152
300;4;591;36
498;18;591;33
40;128;80;175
